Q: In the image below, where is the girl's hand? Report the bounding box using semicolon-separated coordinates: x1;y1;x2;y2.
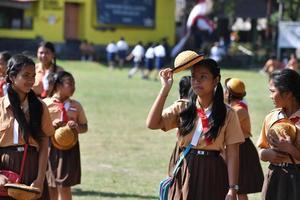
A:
67;120;78;131
159;68;173;91
272;134;293;154
30;178;43;198
263;148;288;163
225;190;237;200
52;119;64;129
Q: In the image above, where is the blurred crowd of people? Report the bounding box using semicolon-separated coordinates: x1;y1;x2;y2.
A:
105;37;170;81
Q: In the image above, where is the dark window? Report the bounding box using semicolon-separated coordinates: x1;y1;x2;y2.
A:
0;6;33;29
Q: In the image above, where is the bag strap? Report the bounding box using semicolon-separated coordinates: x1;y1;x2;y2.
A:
171;117;204;177
17;144;28;183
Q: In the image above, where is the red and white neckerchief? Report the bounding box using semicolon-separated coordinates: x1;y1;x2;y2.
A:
195;103;213;145
277;110;300;124
53;99;71;123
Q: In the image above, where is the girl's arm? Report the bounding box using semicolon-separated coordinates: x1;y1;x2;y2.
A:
259;148;288;163
271;142;300;161
146;68;173;130
225;143;239;200
31;136;48;194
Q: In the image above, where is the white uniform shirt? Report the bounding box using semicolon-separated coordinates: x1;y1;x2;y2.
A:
131;45;145;62
106;43;118;53
154;45;166;58
116;40;129;51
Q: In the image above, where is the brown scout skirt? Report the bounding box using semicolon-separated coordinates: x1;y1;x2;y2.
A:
238;138;264;194
261;163;300;200
167;147;228;200
47;142;81;187
0;146;49;200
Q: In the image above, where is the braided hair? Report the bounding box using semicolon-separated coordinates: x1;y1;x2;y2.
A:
6;54;43;142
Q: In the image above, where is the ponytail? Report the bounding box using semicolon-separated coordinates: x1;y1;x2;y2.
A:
208;82;226;140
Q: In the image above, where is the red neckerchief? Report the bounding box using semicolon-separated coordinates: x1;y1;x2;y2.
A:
290;116;300;124
236;101;248;111
196;108;212;145
53;99;69;123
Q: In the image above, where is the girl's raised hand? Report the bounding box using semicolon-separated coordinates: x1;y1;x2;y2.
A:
159;68;173;91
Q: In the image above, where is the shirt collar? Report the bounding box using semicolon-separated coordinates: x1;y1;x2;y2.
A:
4;95;29;113
3;95;10;109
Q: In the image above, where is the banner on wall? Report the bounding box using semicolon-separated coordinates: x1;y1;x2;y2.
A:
278;21;300;48
96;0;155;28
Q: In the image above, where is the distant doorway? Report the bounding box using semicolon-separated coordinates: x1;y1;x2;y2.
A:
64;3;80;40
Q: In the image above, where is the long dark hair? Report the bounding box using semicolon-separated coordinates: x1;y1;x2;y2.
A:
179;76;191;99
178;59;227;140
270;69;300;104
6;55;43;142
38;41;58;73
49;71;74;97
0;51;11;62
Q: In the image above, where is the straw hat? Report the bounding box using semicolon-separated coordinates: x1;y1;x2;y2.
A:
5;183;40;200
267;118;297;147
225;78;246;98
172;50;204;73
51;125;78;150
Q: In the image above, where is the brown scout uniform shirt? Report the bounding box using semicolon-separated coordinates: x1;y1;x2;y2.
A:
232;104;252;138
43;97;88;127
0;95;54;148
161;99;245;154
257;108;300;164
32;63;64;96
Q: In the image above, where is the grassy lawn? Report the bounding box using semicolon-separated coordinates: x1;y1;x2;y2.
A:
58;60;273;200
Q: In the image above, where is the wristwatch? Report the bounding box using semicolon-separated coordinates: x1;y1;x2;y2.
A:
229;184;239;191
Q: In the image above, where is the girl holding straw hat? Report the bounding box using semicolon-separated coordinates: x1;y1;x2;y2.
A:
0;55;55;199
224;78;264;200
43;71;88;200
147;50;244;200
257;69;300;200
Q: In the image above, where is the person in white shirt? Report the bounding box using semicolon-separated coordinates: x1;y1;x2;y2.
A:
106;41;118;69
210;42;224;63
127;42;145;79
116;37;129;68
154;43;166;80
144;42;155;79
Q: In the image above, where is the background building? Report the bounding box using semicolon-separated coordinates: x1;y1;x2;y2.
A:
0;0;175;59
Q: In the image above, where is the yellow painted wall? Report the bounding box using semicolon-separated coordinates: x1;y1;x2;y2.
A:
0;0;175;45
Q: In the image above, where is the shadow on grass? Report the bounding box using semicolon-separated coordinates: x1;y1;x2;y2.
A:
72;188;157;199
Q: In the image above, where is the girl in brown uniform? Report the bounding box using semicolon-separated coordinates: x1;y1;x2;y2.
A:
147;51;244;200
224;78;264;200
33;41;63;98
0;55;54;199
257;69;300;200
43;71;88;200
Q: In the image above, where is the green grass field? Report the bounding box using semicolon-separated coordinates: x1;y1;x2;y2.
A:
58;60;273;200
